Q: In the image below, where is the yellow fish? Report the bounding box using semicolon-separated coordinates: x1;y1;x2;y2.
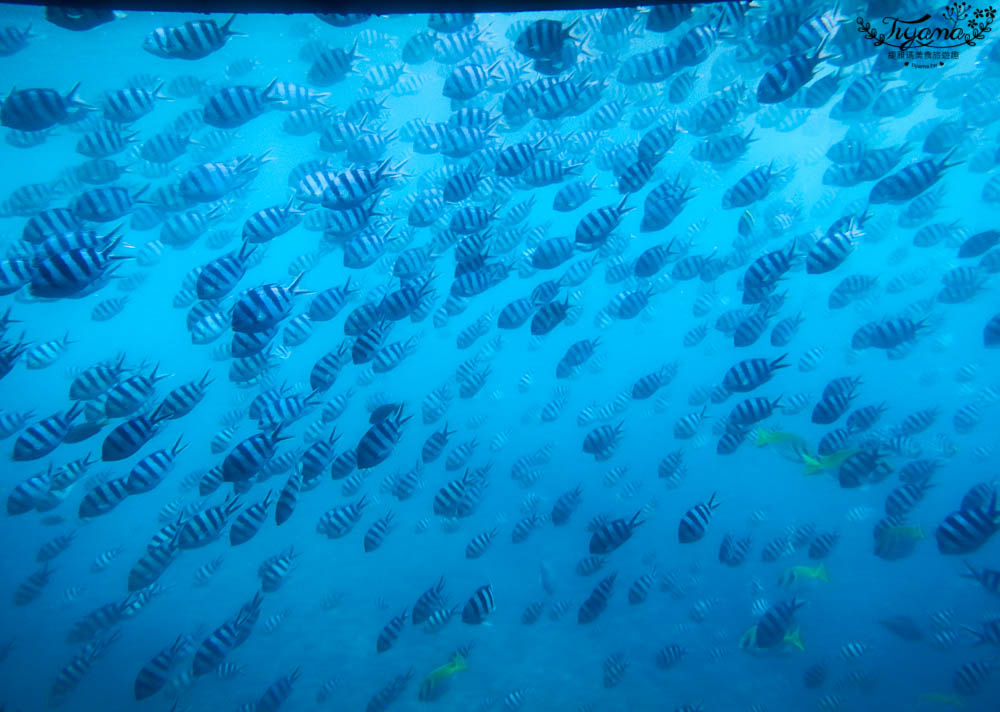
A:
740;625;805;653
418;654;469;703
880;525;925;542
424;654;468;686
754;429;800;447
802;449;857;476
778;564;830;587
755;429;818;466
919;692;965;707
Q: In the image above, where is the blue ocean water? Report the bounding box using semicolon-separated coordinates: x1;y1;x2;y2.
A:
0;2;999;711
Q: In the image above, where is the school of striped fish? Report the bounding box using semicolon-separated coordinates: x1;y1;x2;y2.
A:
0;1;999;711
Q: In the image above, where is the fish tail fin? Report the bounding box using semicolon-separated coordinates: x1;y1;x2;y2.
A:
222;13;246;36
961;625;986;645
785;626;805;651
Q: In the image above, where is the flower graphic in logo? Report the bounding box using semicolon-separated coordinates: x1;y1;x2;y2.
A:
943;1;996;40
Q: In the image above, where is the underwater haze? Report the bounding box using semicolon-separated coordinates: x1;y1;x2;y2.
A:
1;1;1000;711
